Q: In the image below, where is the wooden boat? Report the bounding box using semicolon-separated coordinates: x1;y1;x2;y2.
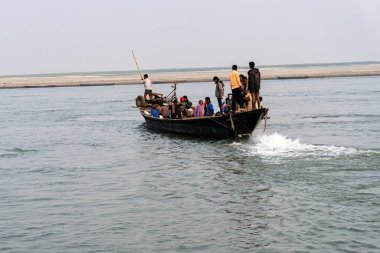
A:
136;82;269;139
140;108;268;139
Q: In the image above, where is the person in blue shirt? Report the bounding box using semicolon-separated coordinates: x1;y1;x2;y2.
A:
150;103;160;118
204;97;214;116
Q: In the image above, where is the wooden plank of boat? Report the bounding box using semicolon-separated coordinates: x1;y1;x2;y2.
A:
140;108;266;139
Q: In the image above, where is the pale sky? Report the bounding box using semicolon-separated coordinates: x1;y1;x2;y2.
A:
1;0;379;75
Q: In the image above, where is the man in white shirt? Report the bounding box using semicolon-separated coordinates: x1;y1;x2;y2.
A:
143;74;153;100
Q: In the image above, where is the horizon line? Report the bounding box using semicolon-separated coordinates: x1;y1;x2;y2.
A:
1;60;379;78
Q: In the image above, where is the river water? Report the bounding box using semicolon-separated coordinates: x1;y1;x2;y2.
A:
1;76;379;252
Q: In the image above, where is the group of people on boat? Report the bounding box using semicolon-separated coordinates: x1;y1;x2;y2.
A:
229;62;261;111
147;95;216;119
141;61;262;119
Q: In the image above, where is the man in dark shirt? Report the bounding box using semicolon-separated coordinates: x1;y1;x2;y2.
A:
247;61;261;109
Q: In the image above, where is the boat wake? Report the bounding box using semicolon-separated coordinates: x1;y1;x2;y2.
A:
235;133;376;162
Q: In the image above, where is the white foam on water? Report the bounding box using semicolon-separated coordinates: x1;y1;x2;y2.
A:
242;132;362;160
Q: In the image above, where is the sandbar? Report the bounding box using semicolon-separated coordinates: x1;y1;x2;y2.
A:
1;63;380;89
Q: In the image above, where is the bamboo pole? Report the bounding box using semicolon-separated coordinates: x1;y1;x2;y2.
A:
131;50;143;80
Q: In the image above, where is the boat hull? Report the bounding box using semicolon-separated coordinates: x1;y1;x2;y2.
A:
141;108;266;139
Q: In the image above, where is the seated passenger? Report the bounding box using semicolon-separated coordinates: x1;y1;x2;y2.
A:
169;102;182;119
185;107;194;117
183;95;193;109
150;103;160;118
156;104;163;114
204;97;214;116
167;101;176;119
245;93;253;111
222;98;230;114
240;75;248;92
195;100;205;117
161;105;170;118
175;104;184;119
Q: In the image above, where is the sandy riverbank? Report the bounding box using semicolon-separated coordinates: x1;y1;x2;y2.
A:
1;63;380;89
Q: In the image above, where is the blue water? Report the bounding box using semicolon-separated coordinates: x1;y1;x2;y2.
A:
0;76;379;252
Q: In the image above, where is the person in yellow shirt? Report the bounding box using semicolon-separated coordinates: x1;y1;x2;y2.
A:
229;65;245;112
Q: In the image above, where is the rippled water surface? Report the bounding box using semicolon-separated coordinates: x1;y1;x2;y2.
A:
1;77;380;252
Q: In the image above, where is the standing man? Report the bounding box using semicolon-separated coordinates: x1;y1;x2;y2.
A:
213;76;224;113
229;65;245;112
248;62;261;109
142;74;153;101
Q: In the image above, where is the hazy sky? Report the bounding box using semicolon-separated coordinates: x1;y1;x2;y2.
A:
1;0;379;75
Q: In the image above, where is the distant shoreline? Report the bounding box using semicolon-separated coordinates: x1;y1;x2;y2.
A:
1;62;380;89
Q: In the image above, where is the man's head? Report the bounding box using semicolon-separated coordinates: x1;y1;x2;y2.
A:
213;76;219;83
249;62;255;69
144;74;148;79
232;65;238;70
